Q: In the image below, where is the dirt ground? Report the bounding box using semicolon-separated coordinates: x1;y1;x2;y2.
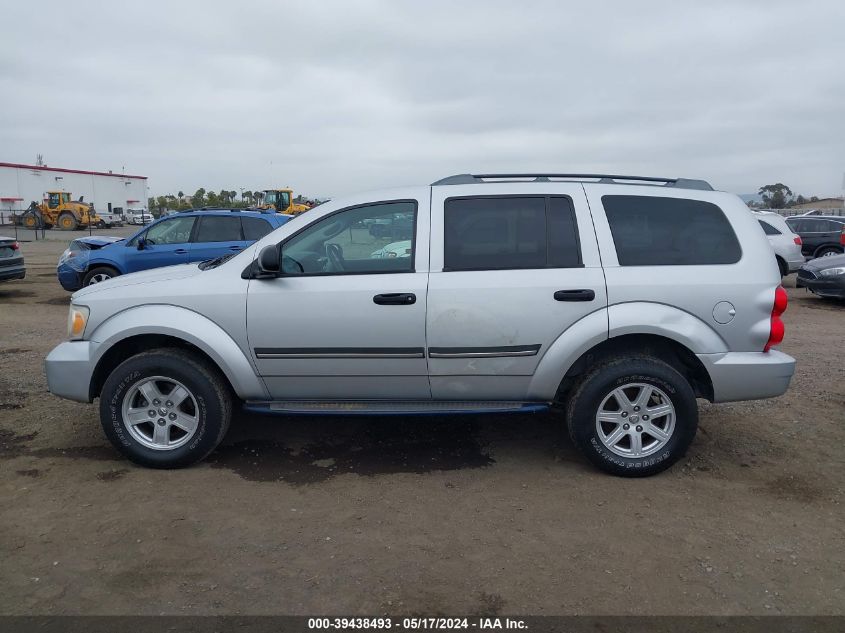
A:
1;238;843;616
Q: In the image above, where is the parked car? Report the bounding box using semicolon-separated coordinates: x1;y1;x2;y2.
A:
45;173;795;476
0;236;25;283
796;253;845;299
95;211;123;228
126;209;154;225
56;209;291;290
785;215;845;259
752;211;804;276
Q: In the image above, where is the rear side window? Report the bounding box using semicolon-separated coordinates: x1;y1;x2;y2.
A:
758;219;781;235
444;196;581;271
242;216;274;241
602;195;741;266
194;216;243;242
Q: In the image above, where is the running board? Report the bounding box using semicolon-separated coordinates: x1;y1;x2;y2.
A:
243;400;550;416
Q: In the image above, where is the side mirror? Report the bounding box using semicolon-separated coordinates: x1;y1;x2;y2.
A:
137;238;146;251
256;244;281;277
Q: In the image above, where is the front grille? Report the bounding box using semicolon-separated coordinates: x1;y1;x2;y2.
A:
798;268;817;280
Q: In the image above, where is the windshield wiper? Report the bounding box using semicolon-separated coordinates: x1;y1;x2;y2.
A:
198;253;236;271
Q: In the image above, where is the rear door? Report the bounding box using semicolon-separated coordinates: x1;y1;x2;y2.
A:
188;215;246;263
426;183;607;400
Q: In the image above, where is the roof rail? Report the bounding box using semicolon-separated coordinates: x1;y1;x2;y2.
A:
431;173;713;191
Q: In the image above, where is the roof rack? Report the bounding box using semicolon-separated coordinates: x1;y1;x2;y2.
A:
431;173;713;191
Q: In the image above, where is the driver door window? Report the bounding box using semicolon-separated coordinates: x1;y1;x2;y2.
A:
281;202;417;275
144;216;196;244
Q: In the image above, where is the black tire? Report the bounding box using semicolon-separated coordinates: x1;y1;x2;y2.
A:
82;266;119;286
776;257;787;278
566;356;698;477
815;247;842;258
99;348;232;468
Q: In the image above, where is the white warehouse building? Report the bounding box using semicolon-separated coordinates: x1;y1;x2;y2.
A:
0;161;148;219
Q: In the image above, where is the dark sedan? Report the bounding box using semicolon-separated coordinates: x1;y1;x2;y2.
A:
796;253;845;299
0;236;25;283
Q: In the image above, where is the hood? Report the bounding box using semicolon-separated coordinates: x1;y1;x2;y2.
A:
804;253;845;270
77;236;124;247
72;263;203;300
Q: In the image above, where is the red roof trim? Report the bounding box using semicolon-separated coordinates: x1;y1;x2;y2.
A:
126;199;140;203
0;197;24;201
0;162;147;180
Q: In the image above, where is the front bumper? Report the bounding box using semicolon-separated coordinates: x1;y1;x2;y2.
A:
57;264;83;291
799;276;845;298
697;350;796;403
45;341;97;403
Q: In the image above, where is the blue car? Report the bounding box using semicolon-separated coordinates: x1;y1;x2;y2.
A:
57;209;291;290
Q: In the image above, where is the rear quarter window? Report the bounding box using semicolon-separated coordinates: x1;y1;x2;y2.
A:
758;219;781;236
242;216;274;241
602;195;742;266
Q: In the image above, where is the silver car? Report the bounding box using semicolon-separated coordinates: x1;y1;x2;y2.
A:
752;211;804;276
45;173;796;476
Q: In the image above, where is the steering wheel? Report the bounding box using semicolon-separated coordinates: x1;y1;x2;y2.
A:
325;243;345;271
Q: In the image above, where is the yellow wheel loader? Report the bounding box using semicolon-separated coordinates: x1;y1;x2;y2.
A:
19;192;101;230
254;188;310;215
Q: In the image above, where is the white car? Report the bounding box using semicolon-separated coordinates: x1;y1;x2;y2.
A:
126;210;153;225
371;240;412;258
752;211;805;276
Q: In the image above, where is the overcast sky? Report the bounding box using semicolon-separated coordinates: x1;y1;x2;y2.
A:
2;0;843;199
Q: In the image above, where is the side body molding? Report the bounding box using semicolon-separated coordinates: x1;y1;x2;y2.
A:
89;304;269;400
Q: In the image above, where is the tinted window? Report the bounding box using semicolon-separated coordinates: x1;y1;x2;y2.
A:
143;216;195;245
242;216;274;241
282;201;416;275
195;216;243;242
444;196;580;271
602;195;741;266
758;219;781;235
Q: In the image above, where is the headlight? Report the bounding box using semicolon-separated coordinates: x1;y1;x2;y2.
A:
67;305;90;340
819;267;845;277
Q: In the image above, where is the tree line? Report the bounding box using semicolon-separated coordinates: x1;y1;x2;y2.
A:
147;189;316;212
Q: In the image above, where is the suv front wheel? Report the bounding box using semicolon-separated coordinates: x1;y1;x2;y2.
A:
99;348;232;468
566;356;698;477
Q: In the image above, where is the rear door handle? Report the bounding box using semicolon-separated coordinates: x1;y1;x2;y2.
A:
554;289;595;302
229;246;243;251
174;248;188;254
373;293;416;305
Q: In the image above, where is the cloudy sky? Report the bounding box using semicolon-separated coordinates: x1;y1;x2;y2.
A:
1;0;843;200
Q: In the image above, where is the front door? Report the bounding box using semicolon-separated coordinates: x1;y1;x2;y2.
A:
123;216;195;273
426;184;608;400
246;192;431;399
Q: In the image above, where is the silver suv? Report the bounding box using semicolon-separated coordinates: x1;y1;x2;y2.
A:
45;174;796;476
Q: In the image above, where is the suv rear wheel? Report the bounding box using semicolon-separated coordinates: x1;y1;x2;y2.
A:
566;356;698;477
99;348;232;468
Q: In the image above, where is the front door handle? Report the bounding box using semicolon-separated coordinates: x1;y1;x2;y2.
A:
174;248;188;254
554;289;595;302
373;293;416;305
229;245;243;251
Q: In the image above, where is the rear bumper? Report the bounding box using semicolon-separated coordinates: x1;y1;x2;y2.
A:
45;341;96;403
0;262;25;281
697;350;796;403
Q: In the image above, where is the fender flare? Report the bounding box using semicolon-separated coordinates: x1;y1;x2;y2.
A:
89;304;268;400
526;302;727;401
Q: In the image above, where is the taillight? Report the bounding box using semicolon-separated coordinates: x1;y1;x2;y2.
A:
839;230;845;246
764;286;788;352
793;236;802;245
10;242;19;250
